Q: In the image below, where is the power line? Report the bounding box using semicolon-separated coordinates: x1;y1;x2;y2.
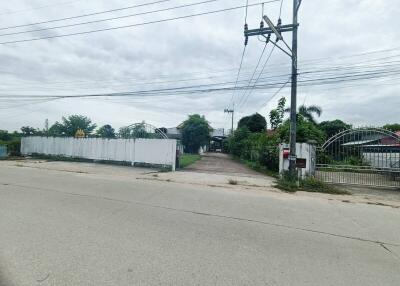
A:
236;42;268;107
240;45;276;108
2;62;400;99
0;1;82;16
229;45;247;108
0;0;222;37
279;0;285;18
258;77;290;110
4;65;399;101
0;0;172;30
0;1;280;45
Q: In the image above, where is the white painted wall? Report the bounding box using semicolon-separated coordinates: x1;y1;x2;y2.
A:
279;143;316;179
21;137;177;170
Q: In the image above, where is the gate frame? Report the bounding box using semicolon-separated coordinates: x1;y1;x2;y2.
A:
316;127;400;188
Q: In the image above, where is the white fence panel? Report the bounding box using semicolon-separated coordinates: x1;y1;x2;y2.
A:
21;137;177;170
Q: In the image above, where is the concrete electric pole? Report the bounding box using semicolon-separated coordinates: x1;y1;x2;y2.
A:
224;108;234;135
244;0;302;178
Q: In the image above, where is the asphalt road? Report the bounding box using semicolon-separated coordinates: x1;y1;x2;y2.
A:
0;161;399;286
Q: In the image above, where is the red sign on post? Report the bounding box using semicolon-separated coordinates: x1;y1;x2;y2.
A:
283;148;290;159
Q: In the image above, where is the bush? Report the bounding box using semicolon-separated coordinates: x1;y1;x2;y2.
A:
0;138;21;156
228;128;280;173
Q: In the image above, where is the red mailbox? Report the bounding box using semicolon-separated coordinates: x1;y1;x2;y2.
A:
282;148;290;159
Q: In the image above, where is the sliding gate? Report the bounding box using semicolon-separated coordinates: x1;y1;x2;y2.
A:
316;128;400;188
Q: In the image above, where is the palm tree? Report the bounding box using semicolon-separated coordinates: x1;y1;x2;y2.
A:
285;104;322;124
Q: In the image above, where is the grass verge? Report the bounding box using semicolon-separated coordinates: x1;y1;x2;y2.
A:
275;174;351;195
179;154;201;168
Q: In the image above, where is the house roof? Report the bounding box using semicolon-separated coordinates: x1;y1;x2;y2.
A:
341;139;378;146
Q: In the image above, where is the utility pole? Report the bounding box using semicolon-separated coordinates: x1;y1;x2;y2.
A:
244;0;302;178
224;107;234;135
288;0;300;177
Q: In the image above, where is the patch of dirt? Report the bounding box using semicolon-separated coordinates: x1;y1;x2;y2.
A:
184;153;261;177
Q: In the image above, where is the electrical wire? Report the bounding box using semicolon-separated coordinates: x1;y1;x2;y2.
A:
258;77;290;110
236;42;268;107
229;45;247;108
240;45;276;108
0;0;222;37
279;0;284;18
0;1;280;45
0;0;172;30
0;1;82;16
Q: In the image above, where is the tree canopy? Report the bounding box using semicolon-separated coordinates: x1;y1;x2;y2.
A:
319;120;351;138
21;126;39;136
383;123;400;132
238;113;267;133
285;104;322;124
96;124;116;138
269;97;286;130
48;115;97;137
118;127;131;139
279;116;326;145
181;114;211;153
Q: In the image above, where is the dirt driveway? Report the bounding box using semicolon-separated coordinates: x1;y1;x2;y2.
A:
184;153;261;177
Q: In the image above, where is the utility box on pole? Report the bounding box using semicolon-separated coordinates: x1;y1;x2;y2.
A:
279;143;316;180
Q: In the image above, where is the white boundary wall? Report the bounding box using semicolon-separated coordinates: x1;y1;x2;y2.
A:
21;137;177;170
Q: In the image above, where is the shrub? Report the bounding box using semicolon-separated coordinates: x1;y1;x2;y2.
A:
5;138;21;156
228;128;280;173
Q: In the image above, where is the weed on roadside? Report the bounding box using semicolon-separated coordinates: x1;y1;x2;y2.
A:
300;177;351;195
228;179;238;185
275;173;351;195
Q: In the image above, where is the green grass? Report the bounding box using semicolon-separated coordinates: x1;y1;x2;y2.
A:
275;173;351;195
300;177;351;195
179;154;201;168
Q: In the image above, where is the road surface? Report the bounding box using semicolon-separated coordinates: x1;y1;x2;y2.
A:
0;160;399;286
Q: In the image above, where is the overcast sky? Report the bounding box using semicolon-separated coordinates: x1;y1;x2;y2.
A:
0;0;399;132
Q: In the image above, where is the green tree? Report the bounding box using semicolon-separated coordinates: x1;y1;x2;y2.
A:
131;123;149;138
238;113;267;133
228;127;251;157
269;97;286;130
383;123;400;132
48;122;65;137
47;115;96;137
319;120;351;138
96;124;116;138
118;127;131;139
0;130;11;141
279;116;326;145
20;126;38;136
181;114;212;153
285;104;322;124
61;115;97;137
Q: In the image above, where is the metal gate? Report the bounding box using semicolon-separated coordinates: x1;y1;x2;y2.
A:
316;128;400;188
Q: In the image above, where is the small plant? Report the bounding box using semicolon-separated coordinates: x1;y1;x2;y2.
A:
275;172;298;192
275;172;351;195
300;177;351;195
152;174;159;177
179;154;201;168
228;179;238;185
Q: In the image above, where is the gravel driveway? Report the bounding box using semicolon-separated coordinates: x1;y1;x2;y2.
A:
184;152;261;176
